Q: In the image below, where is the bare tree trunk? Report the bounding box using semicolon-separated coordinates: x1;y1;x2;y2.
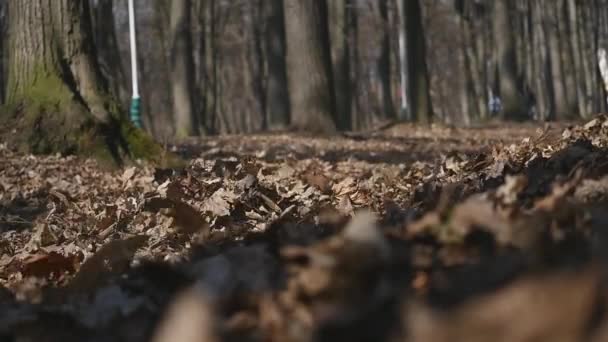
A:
457;7;474;124
567;0;586;117
0;0;6;105
493;0;527;120
404;0;433;123
2;0;159;163
578;0;593;117
544;0;570;120
329;0;353;130
170;0;199;138
555;0;577;117
284;0;336;133
264;0;290;130
531;0;548;120
92;0;128;107
203;0;219;134
375;0;396;121
245;0;266;132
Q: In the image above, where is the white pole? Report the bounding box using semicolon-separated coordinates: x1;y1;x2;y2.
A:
128;0;142;127
128;0;139;98
397;0;409;120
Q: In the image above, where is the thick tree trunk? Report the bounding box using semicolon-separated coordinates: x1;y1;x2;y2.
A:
493;0;527;121
170;0;200;138
284;0;337;133
2;0;160;164
264;0;290;130
404;0;433;123
92;0;128;107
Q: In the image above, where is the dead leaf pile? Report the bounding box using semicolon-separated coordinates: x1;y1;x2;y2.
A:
4;119;608;341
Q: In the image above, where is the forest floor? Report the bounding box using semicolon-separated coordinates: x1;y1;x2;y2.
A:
2;118;608;341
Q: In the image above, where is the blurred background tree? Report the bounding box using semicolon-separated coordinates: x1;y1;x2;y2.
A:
2;0;608;144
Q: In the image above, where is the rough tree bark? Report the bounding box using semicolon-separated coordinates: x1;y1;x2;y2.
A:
92;0;128;107
2;0;161;164
404;0;433;123
284;0;337;133
264;0;290;130
493;0;527;121
170;0;200;138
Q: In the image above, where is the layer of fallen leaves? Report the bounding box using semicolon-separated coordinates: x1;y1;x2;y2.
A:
3;118;608;341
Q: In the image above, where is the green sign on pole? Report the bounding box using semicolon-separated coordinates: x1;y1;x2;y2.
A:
128;0;142;128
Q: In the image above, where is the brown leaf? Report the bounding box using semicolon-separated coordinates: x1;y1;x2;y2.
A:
304;171;331;193
172;201;209;235
69;235;148;292
202;188;236;217
21;251;78;280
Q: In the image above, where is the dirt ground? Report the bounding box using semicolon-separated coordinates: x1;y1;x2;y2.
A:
2;119;608;341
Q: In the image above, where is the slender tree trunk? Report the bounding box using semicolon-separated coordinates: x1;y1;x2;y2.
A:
532;1;548;120
245;0;266;132
0;1;6;105
284;0;336;133
203;0;219;133
567;0;585;117
2;0;160;163
376;0;396;121
544;0;570;120
404;0;433;123
578;1;593;117
170;0;200;138
329;0;353;130
493;0;527;121
555;0;576;117
350;2;362;130
457;7;475;124
471;4;489;120
264;0;290;130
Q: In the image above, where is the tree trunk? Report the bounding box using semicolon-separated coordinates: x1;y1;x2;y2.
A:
0;1;6;105
375;0;396;121
245;0;266;132
284;0;337;133
329;0;353;130
91;0;128;108
170;0;200;138
264;0;290;130
544;0;570;120
2;0;160;164
567;0;585;117
404;0;433;123
493;0;527;121
396;0;408;119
